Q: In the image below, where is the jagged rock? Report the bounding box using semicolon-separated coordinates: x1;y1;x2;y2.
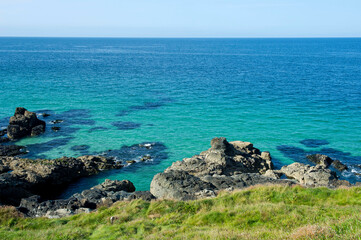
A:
19;179;136;218
0;129;7;137
306;154;333;168
7;107;46;140
281;162;340;187
332;160;348;171
0;155;123;205
150;138;292;200
0;145;26;156
166;137;273;177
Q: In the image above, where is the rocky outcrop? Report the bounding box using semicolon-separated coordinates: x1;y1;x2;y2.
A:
306;154;348;172
0;155;123;205
280;162;349;187
7;107;46;140
19;179;141;218
151;138;293;200
332;160;348;171
0;145;26;156
166;137;273;177
306;154;333;168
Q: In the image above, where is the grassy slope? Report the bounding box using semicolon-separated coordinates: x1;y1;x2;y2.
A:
0;185;360;240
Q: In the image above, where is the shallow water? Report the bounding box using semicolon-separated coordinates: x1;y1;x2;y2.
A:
1;38;360;196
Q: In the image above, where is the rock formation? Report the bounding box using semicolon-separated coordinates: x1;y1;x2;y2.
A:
7;107;46;140
150;137;294;200
0;155;123;205
18;179;151;218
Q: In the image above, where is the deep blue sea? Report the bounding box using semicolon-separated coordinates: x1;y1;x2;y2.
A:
0;38;360;197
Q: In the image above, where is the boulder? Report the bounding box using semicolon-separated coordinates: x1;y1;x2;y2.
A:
7;107;46;140
150;171;216;200
306;154;333;168
281;162;340;187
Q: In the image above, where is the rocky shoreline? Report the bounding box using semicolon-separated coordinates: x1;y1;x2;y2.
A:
0;108;360;218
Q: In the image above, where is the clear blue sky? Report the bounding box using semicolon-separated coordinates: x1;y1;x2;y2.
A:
0;0;360;37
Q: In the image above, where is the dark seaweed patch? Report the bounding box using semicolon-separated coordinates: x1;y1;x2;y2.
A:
112;121;141;130
70;145;91;156
88;127;108;133
116;98;173;117
300;139;329;148
23;137;75;159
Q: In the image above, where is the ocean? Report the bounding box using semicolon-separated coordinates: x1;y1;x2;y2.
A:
1;37;360;197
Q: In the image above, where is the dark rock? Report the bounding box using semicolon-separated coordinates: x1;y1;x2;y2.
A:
7;107;46;140
42;113;50;117
31;125;45;136
126;160;136;164
19;179;136;218
51;126;61;132
50;120;64;124
0;165;10;174
0;137;10;143
0;155;125;205
306;154;333;168
332;160;348;171
140;155;152;161
0;145;26;156
0;129;6;137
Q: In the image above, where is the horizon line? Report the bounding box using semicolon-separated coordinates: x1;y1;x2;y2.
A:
1;36;361;39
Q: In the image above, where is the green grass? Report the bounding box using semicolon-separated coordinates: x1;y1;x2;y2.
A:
1;185;361;239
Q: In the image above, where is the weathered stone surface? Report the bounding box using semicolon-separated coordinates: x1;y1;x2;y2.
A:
151;138;294;200
7;107;46;140
306;154;333;168
0;155;123;205
281;162;340;187
151;171;216;200
19;179;136;218
166;137;273;177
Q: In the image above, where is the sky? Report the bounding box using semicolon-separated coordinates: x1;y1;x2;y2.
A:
0;0;360;37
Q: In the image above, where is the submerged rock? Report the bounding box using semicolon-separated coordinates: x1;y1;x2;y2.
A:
7;107;46;140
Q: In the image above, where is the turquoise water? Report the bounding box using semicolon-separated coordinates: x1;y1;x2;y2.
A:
1;38;361;195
